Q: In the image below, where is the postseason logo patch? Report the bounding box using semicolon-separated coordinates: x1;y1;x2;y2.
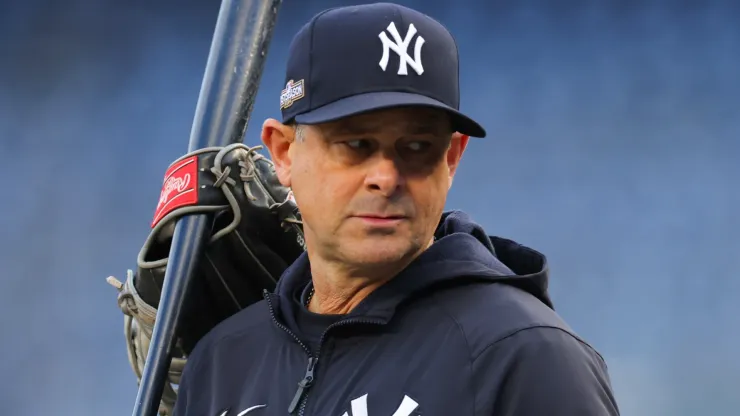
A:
280;79;305;109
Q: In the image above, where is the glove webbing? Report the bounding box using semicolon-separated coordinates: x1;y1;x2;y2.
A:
107;270;182;415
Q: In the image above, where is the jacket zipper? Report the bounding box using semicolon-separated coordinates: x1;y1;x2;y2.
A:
263;290;384;416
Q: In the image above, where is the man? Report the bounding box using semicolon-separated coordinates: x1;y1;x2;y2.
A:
173;3;620;415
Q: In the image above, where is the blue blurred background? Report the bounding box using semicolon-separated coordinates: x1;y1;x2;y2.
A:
1;0;738;415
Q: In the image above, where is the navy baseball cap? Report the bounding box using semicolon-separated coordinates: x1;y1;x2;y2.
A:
279;2;486;138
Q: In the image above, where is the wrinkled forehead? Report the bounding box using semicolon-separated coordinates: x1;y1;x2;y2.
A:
321;107;454;137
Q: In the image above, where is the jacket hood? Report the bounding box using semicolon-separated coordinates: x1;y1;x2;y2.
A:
269;210;552;324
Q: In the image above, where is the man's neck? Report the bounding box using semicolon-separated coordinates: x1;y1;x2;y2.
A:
305;260;406;315
305;236;436;315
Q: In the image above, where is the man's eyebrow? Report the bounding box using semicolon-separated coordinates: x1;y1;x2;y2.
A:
327;123;381;136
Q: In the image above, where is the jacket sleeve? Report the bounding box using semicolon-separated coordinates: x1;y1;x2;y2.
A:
473;326;620;416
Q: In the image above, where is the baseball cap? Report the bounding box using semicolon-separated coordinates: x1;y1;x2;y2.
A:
279;2;486;138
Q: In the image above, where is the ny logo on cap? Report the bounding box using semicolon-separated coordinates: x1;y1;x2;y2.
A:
378;22;425;76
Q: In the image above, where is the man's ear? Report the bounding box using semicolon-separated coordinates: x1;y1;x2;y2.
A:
446;133;470;185
260;118;295;188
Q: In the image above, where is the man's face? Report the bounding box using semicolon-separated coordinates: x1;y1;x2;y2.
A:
262;107;469;272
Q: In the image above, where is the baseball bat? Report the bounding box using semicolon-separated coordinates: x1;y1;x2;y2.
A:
131;0;283;414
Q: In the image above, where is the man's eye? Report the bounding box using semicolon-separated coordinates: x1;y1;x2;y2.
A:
405;141;431;152
344;139;371;150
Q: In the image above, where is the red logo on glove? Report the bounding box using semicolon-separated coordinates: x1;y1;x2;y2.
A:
151;155;199;228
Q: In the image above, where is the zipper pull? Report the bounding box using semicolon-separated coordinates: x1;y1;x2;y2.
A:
288;357;317;414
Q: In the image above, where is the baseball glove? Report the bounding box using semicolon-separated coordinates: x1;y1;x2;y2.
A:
106;143;305;415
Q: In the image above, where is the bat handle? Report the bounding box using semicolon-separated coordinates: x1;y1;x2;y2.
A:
131;215;211;416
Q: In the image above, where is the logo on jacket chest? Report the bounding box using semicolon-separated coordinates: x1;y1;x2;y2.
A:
341;393;419;416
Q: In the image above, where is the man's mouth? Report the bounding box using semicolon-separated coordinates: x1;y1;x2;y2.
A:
353;214;407;225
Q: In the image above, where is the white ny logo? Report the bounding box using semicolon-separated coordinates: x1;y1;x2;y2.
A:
341;393;419;416
378;22;425;76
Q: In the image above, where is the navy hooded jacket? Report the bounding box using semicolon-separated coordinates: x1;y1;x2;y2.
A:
173;210;620;416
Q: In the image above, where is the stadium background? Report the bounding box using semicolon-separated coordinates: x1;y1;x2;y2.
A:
1;0;738;414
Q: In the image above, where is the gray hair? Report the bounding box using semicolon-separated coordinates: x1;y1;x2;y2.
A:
293;123;307;142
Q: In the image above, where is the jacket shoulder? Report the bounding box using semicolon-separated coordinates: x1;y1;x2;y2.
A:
429;281;589;360
184;299;273;366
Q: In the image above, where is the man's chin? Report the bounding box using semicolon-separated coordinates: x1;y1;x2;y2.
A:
339;238;424;267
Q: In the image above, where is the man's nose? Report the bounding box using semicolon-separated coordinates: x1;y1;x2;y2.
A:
364;155;405;196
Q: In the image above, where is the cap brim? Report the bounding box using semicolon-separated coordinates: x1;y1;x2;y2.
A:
292;91;486;138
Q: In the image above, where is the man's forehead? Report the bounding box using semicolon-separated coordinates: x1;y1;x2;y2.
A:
323;108;452;136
